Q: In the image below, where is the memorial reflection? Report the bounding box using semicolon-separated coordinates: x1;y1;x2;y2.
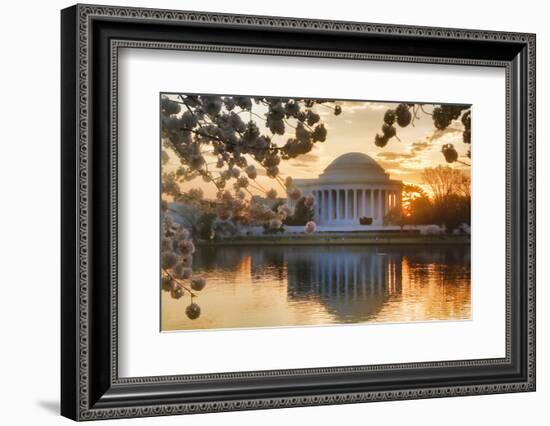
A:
162;245;470;330
285;247;403;323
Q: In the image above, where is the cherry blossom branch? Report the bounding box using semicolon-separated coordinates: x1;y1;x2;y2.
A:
419;105;432;116
162;268;196;297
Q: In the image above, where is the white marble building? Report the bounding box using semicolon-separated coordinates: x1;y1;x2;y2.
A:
289;152;402;228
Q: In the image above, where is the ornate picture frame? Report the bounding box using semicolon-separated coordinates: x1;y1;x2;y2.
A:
61;4;535;420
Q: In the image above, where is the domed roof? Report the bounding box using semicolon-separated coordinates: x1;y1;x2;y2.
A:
319;152;388;183
324;152;385;173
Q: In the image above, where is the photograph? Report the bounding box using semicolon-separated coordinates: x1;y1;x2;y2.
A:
56;3;536;420
55;2;537;420
160;94;472;331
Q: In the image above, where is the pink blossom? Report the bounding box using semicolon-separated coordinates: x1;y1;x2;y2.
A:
266;188;278;199
178;239;195;255
304;221;317;233
245;165;257;179
190;277;207;291
304;194;315;208
277;204;293;219
218;210;231;221
289;188;302;201
231;167;241;178
269;218;283;229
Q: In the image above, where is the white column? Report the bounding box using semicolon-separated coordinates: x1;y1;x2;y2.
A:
329;190;332;221
397;187;403;212
324;189;328;221
370;189;374;220
352;190;355;219
319;189;327;223
350;190;354;220
351;189;355;219
344;190;348;221
322;190;326;223
326;190;330;222
340;189;344;220
314;190;318;218
335;190;340;220
341;190;344;220
362;189;366;218
378;189;383;223
354;189;358;219
328;190;333;222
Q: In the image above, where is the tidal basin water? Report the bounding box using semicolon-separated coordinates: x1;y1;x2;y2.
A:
161;245;471;331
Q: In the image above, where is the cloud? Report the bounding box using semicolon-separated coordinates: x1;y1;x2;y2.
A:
286;151;322;173
342;101;389;114
291;162;317;169
427;127;463;144
411;141;429;153
294;152;320;163
376;152;414;161
384;167;417;176
400;125;465;165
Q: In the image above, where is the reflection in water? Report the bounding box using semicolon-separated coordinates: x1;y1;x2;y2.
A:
161;245;471;331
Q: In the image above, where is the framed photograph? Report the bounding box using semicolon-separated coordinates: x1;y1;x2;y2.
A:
61;4;536;420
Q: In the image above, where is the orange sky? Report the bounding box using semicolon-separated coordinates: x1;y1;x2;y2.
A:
163;96;470;199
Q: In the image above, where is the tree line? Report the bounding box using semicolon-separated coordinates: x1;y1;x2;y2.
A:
386;165;470;232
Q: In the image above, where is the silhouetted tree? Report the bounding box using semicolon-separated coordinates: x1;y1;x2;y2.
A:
422;166;470;203
420;166;471;231
284;197;314;226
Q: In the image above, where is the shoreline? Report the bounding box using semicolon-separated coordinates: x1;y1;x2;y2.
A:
196;232;470;246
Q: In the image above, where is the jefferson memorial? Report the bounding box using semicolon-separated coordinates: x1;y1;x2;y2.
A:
289;152;403;229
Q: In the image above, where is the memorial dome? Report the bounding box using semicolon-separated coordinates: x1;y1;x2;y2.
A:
319;152;388;183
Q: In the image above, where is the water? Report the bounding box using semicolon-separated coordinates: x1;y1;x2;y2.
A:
161;244;471;331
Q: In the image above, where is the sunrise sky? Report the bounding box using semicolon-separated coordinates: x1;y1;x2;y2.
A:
163;96;471;199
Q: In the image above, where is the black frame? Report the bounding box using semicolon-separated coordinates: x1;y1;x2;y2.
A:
61;4;536;421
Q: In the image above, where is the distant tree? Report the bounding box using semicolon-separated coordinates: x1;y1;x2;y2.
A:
455;172;471;199
383;207;406;230
408;194;435;226
262;223;285;235
384;184;435;229
401;184;427;217
420;166;471;231
284;197;314;226
196;212;218;240
271;199;285;214
167;201;209;236
421;166;470;203
434;194;470;232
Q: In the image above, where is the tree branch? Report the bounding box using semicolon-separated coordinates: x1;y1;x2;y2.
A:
162;268;196;297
